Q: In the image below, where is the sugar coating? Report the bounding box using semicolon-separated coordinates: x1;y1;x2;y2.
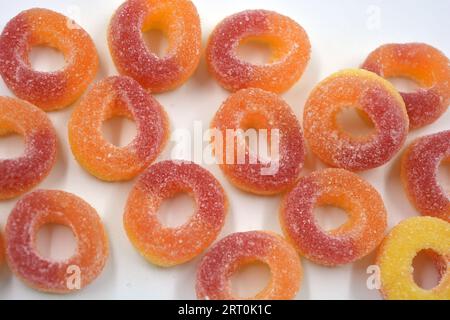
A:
206;10;311;93
0;8;99;111
196;231;302;300
363;43;450;129
211;88;305;195
108;0;201;93
0;97;57;200
124;160;228;267
401;131;450;222
280;168;387;266
376;216;450;300
304;69;409;171
5;190;109;293
68;76;169;182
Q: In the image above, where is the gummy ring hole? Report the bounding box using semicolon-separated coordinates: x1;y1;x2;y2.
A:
237;36;285;66
28;45;67;73
0;124;25;159
336;106;376;140
230;258;271;299
36;223;77;261
101;102;137;148
157;190;196;228
387;76;423;93
314;205;349;233
412;249;447;290
437;158;450;199
141;11;173;58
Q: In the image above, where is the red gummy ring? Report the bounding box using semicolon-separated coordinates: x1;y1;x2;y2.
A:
303;69;409;171
5;190;109;293
211;88;305;195
206;10;311;93
280;169;387;266
68;76;169;182
401;131;450;222
0;8;99;111
196;231;302;300
363;43;450;129
124;161;228;267
108;0;202;93
0;97;57;200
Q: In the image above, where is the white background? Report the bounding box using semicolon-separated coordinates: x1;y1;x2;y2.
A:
0;0;449;300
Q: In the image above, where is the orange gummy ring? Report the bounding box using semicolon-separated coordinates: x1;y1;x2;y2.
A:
0;97;57;200
5;190;109;293
124;161;228;267
68;76;169;182
377;216;450;300
401;131;450;222
0;8;99;111
280;169;387;266
211;88;305;195
196;231;302;300
304;69;409;171
363;43;450;129
108;0;202;93
206;10;311;93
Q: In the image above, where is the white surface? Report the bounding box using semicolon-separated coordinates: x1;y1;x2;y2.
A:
0;0;449;300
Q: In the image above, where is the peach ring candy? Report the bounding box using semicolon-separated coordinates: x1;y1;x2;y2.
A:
0;97;57;200
362;43;450;129
211;88;305;195
304;69;409;171
68;76;169;182
108;0;201;93
377;216;450;300
0;8;99;111
196;231;302;300
401;131;450;223
124;160;227;267
5;190;109;293
206;10;311;93
280;168;387;266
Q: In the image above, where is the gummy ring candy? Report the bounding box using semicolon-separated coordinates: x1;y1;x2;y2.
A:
0;97;57;200
363;43;450;129
68;76;169;182
206;10;311;93
304;69;409;171
5;190;109;293
211;88;305;195
280;168;387;266
108;0;201;93
401;131;450;222
0;8;99;111
124;161;228;267
196;231;302;300
377;216;450;300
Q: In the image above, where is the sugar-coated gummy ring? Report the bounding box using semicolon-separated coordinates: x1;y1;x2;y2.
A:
68;76;169;182
0;97;57;200
206;10;311;94
280;169;387;266
401;131;450;222
5;190;109;293
377;216;450;300
108;0;201;93
211;88;305;195
304;69;409;171
363;43;450;129
124;161;228;267
196;231;302;300
0;8;99;111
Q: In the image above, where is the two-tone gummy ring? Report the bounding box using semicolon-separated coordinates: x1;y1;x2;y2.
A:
206;10;311;93
108;0;202;93
5;190;109;293
0;8;99;111
68;76;169;182
0;97;57;200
